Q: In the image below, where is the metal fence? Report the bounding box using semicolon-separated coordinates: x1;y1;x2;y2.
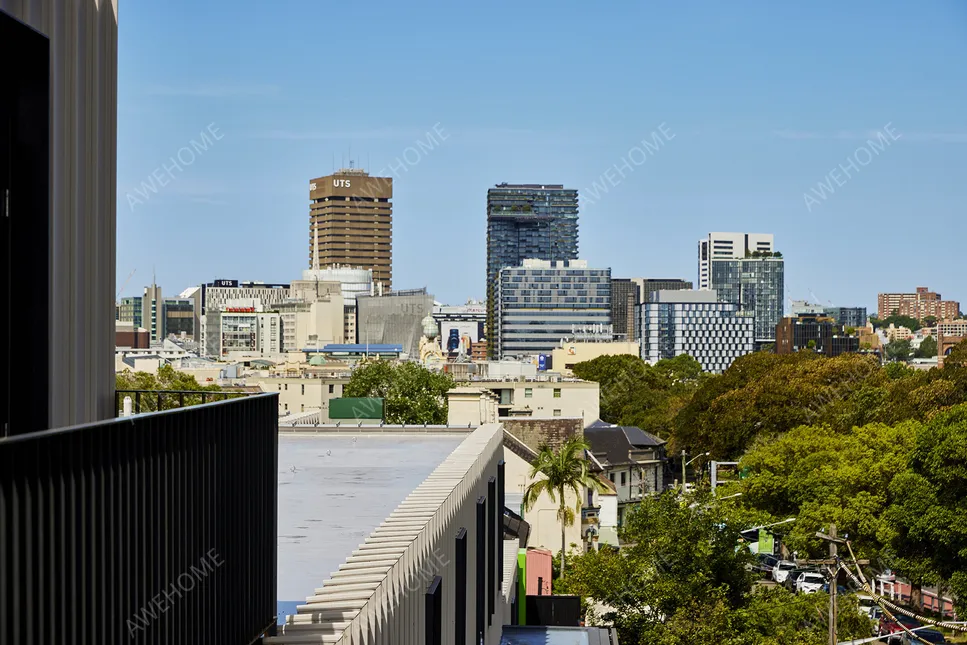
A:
0;393;279;645
114;388;258;416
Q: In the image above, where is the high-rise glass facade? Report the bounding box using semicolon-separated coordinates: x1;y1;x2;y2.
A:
496;260;610;359
486;184;579;355
640;291;754;373
710;257;784;344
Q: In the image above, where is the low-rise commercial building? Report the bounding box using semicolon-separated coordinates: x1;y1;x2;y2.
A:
639;290;754;373
253;375;350;416
454;376;600;424
550;341;640;376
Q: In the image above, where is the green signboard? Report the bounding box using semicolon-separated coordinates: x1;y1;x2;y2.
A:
328;397;384;420
758;530;775;555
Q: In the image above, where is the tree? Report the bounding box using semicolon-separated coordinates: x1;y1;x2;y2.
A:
915;336;938;359
522;436;605;578
884;339;913;362
923;315;938;328
344;361;453;424
880;314;921;332
572;354;706;439
558;493;870;644
116;364;224;412
806;339;817;350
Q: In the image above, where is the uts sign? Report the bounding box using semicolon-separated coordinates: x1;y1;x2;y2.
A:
333;179;351;188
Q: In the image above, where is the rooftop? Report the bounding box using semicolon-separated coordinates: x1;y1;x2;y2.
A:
276;434;463;601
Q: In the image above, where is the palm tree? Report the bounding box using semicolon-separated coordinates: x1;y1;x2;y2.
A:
522;435;606;578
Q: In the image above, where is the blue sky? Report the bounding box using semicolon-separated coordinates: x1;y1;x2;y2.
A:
117;0;967;312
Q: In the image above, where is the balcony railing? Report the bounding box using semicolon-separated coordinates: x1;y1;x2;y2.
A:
114;388;259;416
0;393;279;645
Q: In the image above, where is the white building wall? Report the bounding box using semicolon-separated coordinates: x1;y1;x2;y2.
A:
2;0;119;426
504;448;583;557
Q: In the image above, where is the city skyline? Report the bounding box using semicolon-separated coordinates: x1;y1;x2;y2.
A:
116;1;967;312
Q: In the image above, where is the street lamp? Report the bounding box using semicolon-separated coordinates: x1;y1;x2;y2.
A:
681;449;711;491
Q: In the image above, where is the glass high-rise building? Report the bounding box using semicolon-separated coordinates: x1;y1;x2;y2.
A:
496;260;610;360
710;257;785;345
486;183;579;355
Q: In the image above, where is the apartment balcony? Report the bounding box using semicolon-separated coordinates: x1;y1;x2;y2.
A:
0;394;280;645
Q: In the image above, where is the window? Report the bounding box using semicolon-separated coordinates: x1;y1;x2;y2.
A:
329;384;335;394
300;404;304;412
620;472;626;486
553;388;561;398
278;384;282;391
301;384;305;395
284;403;288;411
524;388;533;398
608;472;614;482
284;383;288;391
553;409;561;417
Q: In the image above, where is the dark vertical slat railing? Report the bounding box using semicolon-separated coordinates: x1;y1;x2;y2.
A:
455;527;467;645
497;461;505;599
425;575;442;645
0;393;279;645
475;497;486;644
487;476;496;626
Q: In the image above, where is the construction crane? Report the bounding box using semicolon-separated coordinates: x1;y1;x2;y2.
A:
116;268;137;300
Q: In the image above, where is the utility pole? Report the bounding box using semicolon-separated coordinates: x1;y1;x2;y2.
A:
828;524;837;645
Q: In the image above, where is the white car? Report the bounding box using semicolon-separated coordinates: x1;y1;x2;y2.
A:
772;561;796;584
795;572;826;594
857;594;877;619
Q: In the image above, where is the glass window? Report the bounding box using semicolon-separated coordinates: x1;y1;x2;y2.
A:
553;409;561;417
524;388;533;398
553;388;562;398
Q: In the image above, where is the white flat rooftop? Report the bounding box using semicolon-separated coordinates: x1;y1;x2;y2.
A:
276;434;463;601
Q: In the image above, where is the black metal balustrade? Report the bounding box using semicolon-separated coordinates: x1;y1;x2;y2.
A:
115;388;259;416
0;393;279;645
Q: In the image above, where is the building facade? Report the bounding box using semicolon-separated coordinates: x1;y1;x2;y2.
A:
878;287;960;321
163;298;195;339
433;300;487;359
775;314;860;357
496;260;611;359
355;288;434;357
198;280;291;358
309;169;393;289
633;278;694;303
640;290;754;373
698;232;773;290
117;296;143;328
824;306;868;328
610;278;639;341
143;283;163;342
486;183;579;355
710;256;785;345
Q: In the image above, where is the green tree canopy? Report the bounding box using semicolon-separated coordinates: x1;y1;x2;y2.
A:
343;360;453;424
559;493;870;644
571;354;706;439
915;336;938;359
884;339;913;362
115;364;224;412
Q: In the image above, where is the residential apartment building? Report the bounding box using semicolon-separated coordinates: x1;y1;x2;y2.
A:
216;309;282;358
878;286;960;321
309;169;393;289
585;420;667;527
698;232;774;290
775;314;860;357
496;259;611;359
610;278;639;341
710;256;785;345
632;278;694;303
640;290;755;373
457;376;600;424
928;319;967;339
486;183;579;354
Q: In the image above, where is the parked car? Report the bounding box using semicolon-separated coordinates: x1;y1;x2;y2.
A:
878;614;922;643
902;628;946;644
856;594;878;619
783;567;815;592
772;561;797;584
822;581;848;595
795;571;826;594
754;553;778;578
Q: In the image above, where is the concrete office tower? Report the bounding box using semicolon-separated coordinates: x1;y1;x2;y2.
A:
698;232;774;290
496;260;611;360
640;290;754;374
610;279;639;341
486;183;579;355
143;283;163;342
309;169;393;290
1;2;118;432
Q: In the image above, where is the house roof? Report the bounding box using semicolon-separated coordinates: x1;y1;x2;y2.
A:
584;420;666;466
